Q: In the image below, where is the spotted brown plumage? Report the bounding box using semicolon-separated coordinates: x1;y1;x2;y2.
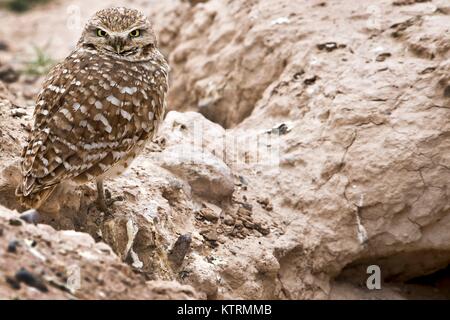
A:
16;7;169;211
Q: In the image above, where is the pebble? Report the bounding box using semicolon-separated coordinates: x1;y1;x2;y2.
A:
317;42;346;52
15;268;48;292
237;207;252;216
6;276;21;290
9;218;22;227
376;52;392;62
168;234;192;266
199;206;220;223
223;216;235;226
202;230;218;242
7;240;20;253
255;223;270;236
257;197;273;211
0;41;9;51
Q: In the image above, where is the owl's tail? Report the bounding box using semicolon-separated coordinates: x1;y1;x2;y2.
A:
15;184;56;209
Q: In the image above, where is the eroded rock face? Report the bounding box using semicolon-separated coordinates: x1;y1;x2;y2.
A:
0;205;199;299
151;0;450;299
0;0;450;300
152;0;297;128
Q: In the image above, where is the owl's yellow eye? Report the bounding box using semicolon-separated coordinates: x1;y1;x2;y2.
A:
96;29;107;37
129;29;141;38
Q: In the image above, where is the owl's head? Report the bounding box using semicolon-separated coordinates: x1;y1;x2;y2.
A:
79;7;157;58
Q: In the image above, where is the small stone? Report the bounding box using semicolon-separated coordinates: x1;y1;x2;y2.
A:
0;41;9;51
217;236;227;244
223;216;235;226
236;231;247;239
317;42;346;52
304;75;318;86
168;234;192;266
9;218;22;227
202;230;218;242
243;219;255;229
376;52;392;62
15;268;48;292
234;220;244;230
255;223;270;236
6;276;21;290
11;109;27;118
257;197;273;211
156;144;235;201
200;202;222;222
238;175;249;186
0;64;19;83
7;240;20;253
237;207;252;216
19;209;40;224
200;208;219;222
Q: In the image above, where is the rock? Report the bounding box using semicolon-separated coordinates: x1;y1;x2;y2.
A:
8;218;22;226
154;144;234;201
158;111;227;154
199;202;222;222
200;228;218;242
184;253;218;298
0;205;199;299
151;0;450;299
15;268;48;293
7;240;19;253
168;234;192;266
0;63;19;83
256;198;273;211
0;41;9;51
223;216;235;226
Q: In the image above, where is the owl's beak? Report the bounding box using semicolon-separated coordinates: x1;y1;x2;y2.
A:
111;36;126;54
115;44;123;54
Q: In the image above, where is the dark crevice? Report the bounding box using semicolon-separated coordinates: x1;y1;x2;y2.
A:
334;250;450;299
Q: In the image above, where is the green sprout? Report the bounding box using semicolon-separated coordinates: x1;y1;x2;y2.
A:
23;45;55;76
2;0;52;12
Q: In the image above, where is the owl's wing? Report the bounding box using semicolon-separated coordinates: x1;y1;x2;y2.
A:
18;48;168;199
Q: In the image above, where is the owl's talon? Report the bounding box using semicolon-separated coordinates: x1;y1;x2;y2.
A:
105;195;124;207
109;195;125;203
105;188;112;200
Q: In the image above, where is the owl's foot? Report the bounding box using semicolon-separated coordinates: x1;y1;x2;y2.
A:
19;209;40;225
96;180;124;214
104;188;125;206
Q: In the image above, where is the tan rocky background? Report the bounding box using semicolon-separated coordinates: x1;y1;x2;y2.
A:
0;0;450;299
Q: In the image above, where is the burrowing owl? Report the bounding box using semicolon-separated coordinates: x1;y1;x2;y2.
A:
16;7;169;213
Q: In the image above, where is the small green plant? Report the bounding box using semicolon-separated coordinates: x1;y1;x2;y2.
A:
2;0;51;12
23;45;55;76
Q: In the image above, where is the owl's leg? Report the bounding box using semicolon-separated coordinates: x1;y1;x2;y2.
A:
96;180;109;213
96;180;124;213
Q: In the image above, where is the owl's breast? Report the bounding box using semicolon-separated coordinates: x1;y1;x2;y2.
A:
52;49;169;144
